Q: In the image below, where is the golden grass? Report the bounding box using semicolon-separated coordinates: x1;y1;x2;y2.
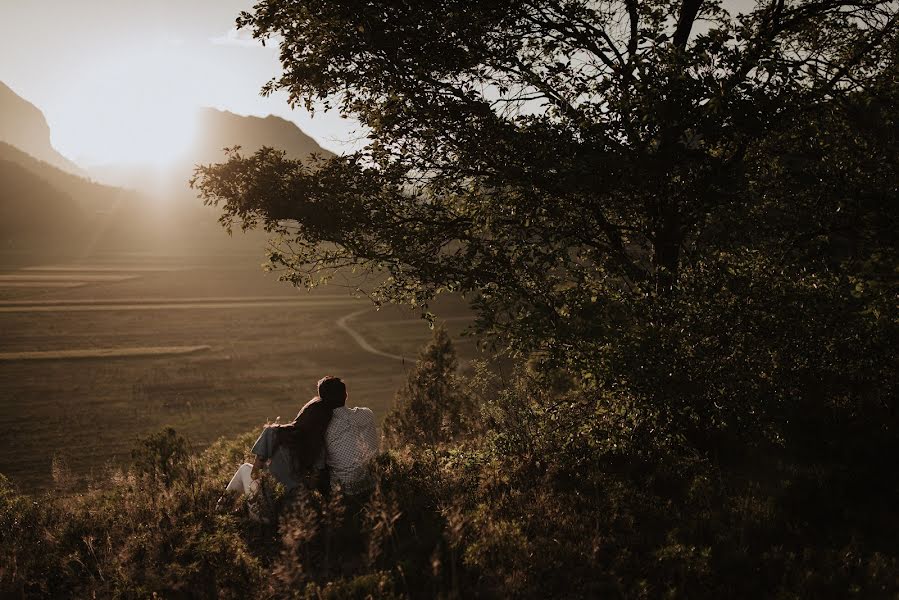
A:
0;345;212;361
0;254;476;490
21;265;187;272
0;274;139;282
0;298;365;313
0;282;88;288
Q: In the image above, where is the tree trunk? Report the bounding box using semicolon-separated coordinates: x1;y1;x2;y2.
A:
654;207;681;294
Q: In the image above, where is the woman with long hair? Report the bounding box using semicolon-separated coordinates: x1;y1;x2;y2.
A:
222;376;347;511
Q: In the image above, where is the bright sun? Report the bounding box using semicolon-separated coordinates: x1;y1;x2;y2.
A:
52;44;201;167
107;105;199;168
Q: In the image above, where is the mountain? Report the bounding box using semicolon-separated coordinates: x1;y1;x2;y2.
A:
0;141;153;259
0;81;83;175
0;159;85;250
0;142;133;214
87;108;334;197
0;92;316;259
190;108;335;166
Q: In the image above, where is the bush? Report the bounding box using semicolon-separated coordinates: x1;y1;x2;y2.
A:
130;426;191;486
1;431;266;599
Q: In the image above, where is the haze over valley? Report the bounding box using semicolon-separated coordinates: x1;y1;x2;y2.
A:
0;80;474;490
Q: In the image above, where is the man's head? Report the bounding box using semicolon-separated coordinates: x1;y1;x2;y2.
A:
317;375;347;406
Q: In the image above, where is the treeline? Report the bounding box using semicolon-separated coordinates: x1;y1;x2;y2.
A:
2;327;897;598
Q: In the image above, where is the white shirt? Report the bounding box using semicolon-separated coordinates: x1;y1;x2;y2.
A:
325;406;379;494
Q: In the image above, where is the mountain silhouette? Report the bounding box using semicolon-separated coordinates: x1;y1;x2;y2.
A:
0;87;332;260
191;107;335;165
0;142;134;214
0;141;158;262
0;158;85;251
88;107;334;193
0;81;84;175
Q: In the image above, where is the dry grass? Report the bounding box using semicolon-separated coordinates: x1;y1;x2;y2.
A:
0;345;212;361
0;274;139;282
0;282;87;288
0;298;364;313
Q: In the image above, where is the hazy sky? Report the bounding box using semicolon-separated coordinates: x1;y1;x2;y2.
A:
0;0;363;166
1;0;758;167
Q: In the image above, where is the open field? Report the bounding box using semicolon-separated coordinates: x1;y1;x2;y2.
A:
0;251;478;491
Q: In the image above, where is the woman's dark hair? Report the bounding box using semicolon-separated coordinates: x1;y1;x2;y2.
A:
274;376;347;477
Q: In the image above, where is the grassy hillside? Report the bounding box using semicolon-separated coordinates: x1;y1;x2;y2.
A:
2;330;897;599
0;142;275;263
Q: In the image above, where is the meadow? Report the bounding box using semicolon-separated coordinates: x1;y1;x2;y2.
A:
0;250;477;491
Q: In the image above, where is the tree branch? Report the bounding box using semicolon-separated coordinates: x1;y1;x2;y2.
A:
673;0;705;50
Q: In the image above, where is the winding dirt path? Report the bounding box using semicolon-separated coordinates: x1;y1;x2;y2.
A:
335;308;408;362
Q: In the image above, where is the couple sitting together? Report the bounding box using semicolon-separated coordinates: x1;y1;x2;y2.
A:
225;376;379;511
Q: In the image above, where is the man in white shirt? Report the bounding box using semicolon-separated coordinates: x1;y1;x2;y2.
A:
325;403;379;495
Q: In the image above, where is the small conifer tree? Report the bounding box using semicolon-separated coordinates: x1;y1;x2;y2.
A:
383;325;466;448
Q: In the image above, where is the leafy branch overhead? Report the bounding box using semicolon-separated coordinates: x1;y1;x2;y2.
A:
194;0;897;442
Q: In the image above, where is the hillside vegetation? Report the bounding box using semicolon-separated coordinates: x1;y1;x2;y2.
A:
2;328;897;599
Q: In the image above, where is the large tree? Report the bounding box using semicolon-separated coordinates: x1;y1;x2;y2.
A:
194;0;897;445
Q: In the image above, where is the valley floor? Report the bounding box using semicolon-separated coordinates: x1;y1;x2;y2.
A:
0;250;477;490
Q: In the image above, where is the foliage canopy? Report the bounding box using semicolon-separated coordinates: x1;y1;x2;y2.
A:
193;0;898;445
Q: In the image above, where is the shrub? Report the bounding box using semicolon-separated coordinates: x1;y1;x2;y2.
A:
130;426;191;487
383;325;471;448
1;431;266;599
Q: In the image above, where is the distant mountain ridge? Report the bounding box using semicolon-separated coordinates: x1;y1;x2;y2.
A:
0;142;133;214
0;81;83;175
0;141;152;259
191;107;335;165
87;107;334;193
0;83;333;262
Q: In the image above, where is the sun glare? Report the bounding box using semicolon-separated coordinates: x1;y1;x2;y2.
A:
115;105;199;168
52;42;201;168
